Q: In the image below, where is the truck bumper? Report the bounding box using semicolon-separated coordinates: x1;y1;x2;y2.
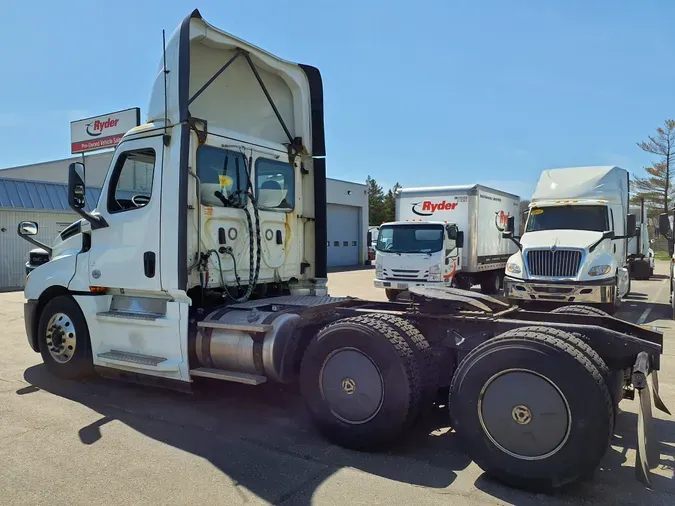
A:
374;279;445;290
24;299;39;352
503;276;616;304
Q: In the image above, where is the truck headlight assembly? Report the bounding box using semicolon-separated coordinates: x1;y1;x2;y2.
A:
588;264;611;276
506;262;521;274
428;264;441;281
376;263;383;278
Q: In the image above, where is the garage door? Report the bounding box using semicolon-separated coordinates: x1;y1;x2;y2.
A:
327;204;360;267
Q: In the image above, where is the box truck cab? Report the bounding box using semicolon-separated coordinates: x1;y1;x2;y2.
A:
503;166;636;314
373;185;520;300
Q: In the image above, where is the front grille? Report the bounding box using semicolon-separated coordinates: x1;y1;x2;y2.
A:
526;249;582;278
383;268;428;281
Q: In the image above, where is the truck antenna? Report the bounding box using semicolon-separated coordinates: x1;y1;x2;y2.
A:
162;29;170;144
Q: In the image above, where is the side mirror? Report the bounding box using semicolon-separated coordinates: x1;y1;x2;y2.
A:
68;162;86;210
659;213;672;238
456;231;464;249
626;214;636;237
446;225;458;240
505;215;515;234
17;221;38;236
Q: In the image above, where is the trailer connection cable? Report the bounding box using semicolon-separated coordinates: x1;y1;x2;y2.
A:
211;151;262;303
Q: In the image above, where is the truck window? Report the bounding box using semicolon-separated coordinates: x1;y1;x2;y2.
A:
197;146;249;208
107;148;156;213
255;158;294;211
525;205;608;233
377;224;444;253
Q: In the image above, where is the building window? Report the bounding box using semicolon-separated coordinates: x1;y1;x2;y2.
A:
196;146;249;208
334;241;339;247
255;158;294;211
352;241;357;246
107;148;156;214
343;241;348;247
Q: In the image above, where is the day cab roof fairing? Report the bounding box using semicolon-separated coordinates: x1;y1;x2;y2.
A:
142;9;327;288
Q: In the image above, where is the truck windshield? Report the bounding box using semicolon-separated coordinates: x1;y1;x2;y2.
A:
526;205;609;232
377;224;444;253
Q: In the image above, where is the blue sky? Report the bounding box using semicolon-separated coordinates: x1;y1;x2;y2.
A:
1;0;674;199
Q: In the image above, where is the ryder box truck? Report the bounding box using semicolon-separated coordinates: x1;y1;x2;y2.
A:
374;185;520;299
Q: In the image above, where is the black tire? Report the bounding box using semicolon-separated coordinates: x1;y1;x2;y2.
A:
385;289;402;301
550;304;609;317
299;315;422;450
480;271;501;295
363;314;438;415
37;295;94;380
449;330;613;491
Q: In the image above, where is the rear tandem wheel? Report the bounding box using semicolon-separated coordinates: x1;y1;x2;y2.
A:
299;315;425;450
449;329;614;491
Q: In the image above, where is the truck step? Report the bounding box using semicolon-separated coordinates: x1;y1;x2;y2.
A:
97;310;158;321
197;321;272;333
189;367;267;385
97;350;168;367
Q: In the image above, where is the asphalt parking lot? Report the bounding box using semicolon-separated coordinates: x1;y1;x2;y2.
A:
1;264;674;505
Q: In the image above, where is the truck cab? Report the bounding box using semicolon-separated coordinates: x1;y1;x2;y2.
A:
373;220;462;300
18;9;327;385
503;166;635;313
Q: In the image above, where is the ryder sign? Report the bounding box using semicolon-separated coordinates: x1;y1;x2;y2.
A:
70;108;140;154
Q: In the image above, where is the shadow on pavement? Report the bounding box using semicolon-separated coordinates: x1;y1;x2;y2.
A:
20;365;471;505
617;300;671;325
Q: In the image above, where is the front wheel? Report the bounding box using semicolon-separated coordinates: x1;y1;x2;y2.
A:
480;271;501;295
385;288;403;301
37;295;94;380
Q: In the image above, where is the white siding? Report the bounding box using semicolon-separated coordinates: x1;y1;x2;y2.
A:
0;209;77;290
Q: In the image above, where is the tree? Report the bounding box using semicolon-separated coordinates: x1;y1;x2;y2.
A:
366;176;386;225
631;119;675;214
366;176;401;225
382;182;401;223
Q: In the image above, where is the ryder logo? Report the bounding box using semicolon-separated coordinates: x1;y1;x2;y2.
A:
85;118;120;137
412;200;458;216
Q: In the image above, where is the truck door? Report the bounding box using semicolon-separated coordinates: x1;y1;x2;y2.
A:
86;135;163;291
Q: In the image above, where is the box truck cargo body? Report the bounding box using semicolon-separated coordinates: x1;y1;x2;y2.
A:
374;184;520;299
503;166;637;313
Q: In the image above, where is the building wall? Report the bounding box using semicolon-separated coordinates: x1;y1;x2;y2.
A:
0;209;77;290
0;151;114;187
326;177;369;264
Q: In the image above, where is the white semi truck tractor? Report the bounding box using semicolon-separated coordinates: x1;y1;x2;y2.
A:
373;185;520;300
17;10;669;491
502;166;637;314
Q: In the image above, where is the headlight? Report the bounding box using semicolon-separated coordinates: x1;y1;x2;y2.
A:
506;262;521;274
428;273;441;282
588;264;611;276
429;265;440;274
375;263;383;278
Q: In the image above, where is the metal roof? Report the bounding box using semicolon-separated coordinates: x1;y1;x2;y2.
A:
0;177;101;213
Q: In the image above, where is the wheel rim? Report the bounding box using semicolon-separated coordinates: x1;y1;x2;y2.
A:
45;312;77;364
319;347;384;425
494;275;500;292
478;368;571;460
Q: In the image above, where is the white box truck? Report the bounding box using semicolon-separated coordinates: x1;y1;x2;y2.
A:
373;185;520;300
15;11;669;491
502;166;637;314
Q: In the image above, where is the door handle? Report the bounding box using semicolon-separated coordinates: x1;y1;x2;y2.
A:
144;251;156;278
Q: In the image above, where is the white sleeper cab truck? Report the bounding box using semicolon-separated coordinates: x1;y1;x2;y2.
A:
502;166;636;314
18;10;670;492
374;185;520;300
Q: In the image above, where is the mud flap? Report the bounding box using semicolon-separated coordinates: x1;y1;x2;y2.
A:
633;353;671;487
